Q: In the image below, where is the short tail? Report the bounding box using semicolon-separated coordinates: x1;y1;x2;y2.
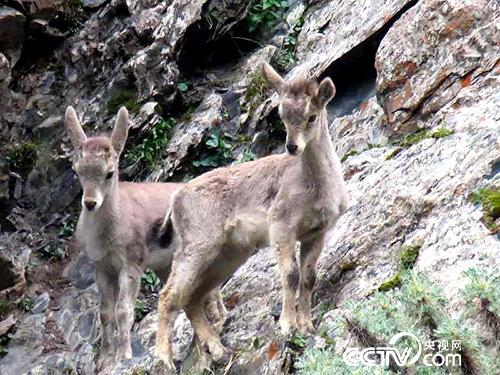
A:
157;206;174;248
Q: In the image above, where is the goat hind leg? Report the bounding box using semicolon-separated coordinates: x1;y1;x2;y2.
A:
186;298;227;362
297;236;324;334
155;281;180;371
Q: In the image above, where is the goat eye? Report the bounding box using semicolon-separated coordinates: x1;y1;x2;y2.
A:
308;115;317;123
106;171;114;180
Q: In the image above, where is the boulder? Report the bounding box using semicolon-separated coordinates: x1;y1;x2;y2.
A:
0;7;25;50
0;236;31;293
375;0;500;131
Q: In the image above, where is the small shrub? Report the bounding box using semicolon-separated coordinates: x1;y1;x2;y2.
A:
233;149;257;165
50;0;87;34
134;299;151;321
0;332;13;357
177;82;189;92
126;117;174;173
245;69;270;115
470;188;500;233
399;272;447;330
247;0;290;34
58;217;77;238
18;297;34;312
9;141;38;174
271;15;305;72
462;268;500;340
399;243;421;270
192;130;233;171
397;127;454;148
107;90;141;114
38;241;67;260
141;269;161;294
433;318;485;375
0;299;13;317
289;332;307;350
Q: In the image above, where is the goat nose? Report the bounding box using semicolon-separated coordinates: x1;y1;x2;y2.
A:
286;144;298;154
84;199;97;211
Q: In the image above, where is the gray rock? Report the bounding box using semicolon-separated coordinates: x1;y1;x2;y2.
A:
0;238;31;293
0;314;46;375
375;0;500;131
31;292;50;314
0;7;25;50
82;0;108;9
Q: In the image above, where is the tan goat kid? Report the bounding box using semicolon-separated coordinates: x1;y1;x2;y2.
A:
65;107;226;372
155;63;348;369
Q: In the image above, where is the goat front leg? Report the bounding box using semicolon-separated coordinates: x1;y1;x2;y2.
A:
271;224;299;335
114;264;142;363
297;236;324;335
95;265;118;372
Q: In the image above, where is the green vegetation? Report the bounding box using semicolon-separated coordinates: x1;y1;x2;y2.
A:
245;69;270;115
462;268;499;339
134;299;151;321
378;241;422;292
378;273;402;292
0;332;12;357
129;367;151;375
126;117;174;173
107;89;141;114
50;0;87;34
58;217;77;238
433;319;485;374
247;0;290;34
299;271;497;374
141;269;161;293
192;130;233;171
384;147;403;161
340;149;359;162
9;141;38;173
470;188;500;233
19;297;33;312
177;82;189;92
399;243;421;270
0;299;13;317
271;15;305;72
234;149;257;165
289;332;307;350
38;241;67;260
398;126;454;148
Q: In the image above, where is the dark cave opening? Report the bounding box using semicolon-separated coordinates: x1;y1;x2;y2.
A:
177;20;261;77
321;0;419;119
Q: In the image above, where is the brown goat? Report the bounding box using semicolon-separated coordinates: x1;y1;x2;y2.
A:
65;107;226;372
154;63;348;370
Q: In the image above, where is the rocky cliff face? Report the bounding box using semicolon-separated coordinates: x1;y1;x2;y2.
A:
0;0;498;374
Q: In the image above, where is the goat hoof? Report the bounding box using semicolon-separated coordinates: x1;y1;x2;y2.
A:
278;318;296;337
209;343;228;362
154;348;176;372
212;347;233;368
298;321;315;335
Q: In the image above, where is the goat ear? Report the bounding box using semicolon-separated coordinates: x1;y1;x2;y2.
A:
110;106;129;155
313;77;336;108
65;106;87;150
260;62;285;93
